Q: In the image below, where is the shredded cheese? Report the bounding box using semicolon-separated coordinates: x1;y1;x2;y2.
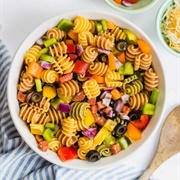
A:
161;1;180;53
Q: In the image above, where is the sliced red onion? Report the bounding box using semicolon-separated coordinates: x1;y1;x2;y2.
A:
76;44;84;56
100;91;108;99
114;100;124;112
114;56;123;69
97;48;110;55
119;112;130;120
122;0;133;7
26;91;35;102
121;94;130;104
82;128;97;140
85;72;93;78
102;92;112;107
58;103;72;113
35;38;44;46
39;60;51;69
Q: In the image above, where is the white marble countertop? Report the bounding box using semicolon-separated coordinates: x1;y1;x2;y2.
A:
1;0;180;179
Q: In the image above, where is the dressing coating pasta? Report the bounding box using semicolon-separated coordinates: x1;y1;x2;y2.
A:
16;15;159;163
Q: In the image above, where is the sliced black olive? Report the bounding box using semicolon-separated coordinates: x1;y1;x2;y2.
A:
111;111;117;120
73;73;78;80
109;99;116;108
98;53;108;64
115;40;128;52
86;150;101;162
31;92;42;103
128;111;141;121
114;124;127;137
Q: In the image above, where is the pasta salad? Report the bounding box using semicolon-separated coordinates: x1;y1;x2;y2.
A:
17;15;159;162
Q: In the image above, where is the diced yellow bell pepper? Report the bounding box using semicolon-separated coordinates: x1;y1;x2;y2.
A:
84;109;95;127
57;88;73;103
30;124;44;135
93;127;110;146
110;88;123;100
103;119;117;132
43;86;56;99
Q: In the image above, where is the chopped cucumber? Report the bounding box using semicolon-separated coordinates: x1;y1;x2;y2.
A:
35;79;42;92
57;18;74;32
101;19;107;32
142;102;156;115
150;88;159;105
43;37;57;47
40;54;55;63
117;136;129;150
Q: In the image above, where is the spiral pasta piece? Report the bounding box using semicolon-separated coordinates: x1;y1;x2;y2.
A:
77;74;87;82
97;144;111;157
19;103;40;123
82;79;100;99
61;117;77;137
73;16;91;33
94;34;114;50
36;113;50;124
41;70;59;83
81;46;98;63
49;41;67;57
128;92;149;110
59;80;79;97
111;26;127;41
78;31;95;48
77;148;89;160
134;53;152;70
88;62;108;76
144;68;159;91
105;70;124;87
124;80;143;96
70;102;90;120
17;72;34;92
123;75;138;90
55;55;75;74
46;27;66;40
56;130;79;147
89;20;96;34
48;107;66;125
125;45;142;63
30;97;51;113
48;138;61;152
77;119;88;131
24;45;42;65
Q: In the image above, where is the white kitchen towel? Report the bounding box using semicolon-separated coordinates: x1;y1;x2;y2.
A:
0;39;143;180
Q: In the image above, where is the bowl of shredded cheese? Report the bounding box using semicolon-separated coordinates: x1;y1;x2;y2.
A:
156;0;180;57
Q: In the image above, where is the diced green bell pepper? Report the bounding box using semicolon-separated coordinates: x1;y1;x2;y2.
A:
95;22;103;34
57;18;74;32
50;97;64;110
103;133;116;146
40;54;55;63
45;123;55;130
142;102;156;115
150;88;159;105
101;19;107;32
42;128;54;142
117;136;129;150
35;79;42;92
43;37;57;47
39;48;49;56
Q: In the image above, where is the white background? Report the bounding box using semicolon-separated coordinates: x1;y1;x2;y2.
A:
1;0;180;179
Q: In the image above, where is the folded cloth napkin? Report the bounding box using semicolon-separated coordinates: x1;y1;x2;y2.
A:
0;39;143;180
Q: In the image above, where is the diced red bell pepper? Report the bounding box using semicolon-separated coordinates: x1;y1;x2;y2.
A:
59;72;73;83
67;44;76;53
58;146;77;162
73;60;89;75
69;54;78;61
130;114;149;130
17;91;27;102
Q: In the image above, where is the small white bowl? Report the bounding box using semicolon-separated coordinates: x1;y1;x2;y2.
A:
156;0;180;57
7;10;166;170
104;0;158;14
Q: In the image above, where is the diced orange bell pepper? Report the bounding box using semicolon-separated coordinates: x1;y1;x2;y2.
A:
26;62;43;79
137;39;151;54
113;0;122;4
93;75;105;83
127;123;142;140
116;52;125;64
110;88;123;100
65;39;74;44
108;53;116;70
67;29;78;43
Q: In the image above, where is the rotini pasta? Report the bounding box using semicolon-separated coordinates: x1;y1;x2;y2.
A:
82;79;100;99
48;138;61;152
49;41;67;57
24;45;42;65
144;68;159;91
122;75;138;90
81;46;98;63
97;144;111;157
128;92;149;110
125;45;142;62
41;69;59;83
78;31;95;48
88;62;108;76
46;27;66;40
58;80;79;97
111;26;127;41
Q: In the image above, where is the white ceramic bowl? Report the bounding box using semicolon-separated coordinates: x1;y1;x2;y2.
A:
7;10;166;170
104;0;158;14
156;0;180;57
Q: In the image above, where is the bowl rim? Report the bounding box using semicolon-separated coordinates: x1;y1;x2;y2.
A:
156;0;180;57
104;0;158;14
7;9;167;170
